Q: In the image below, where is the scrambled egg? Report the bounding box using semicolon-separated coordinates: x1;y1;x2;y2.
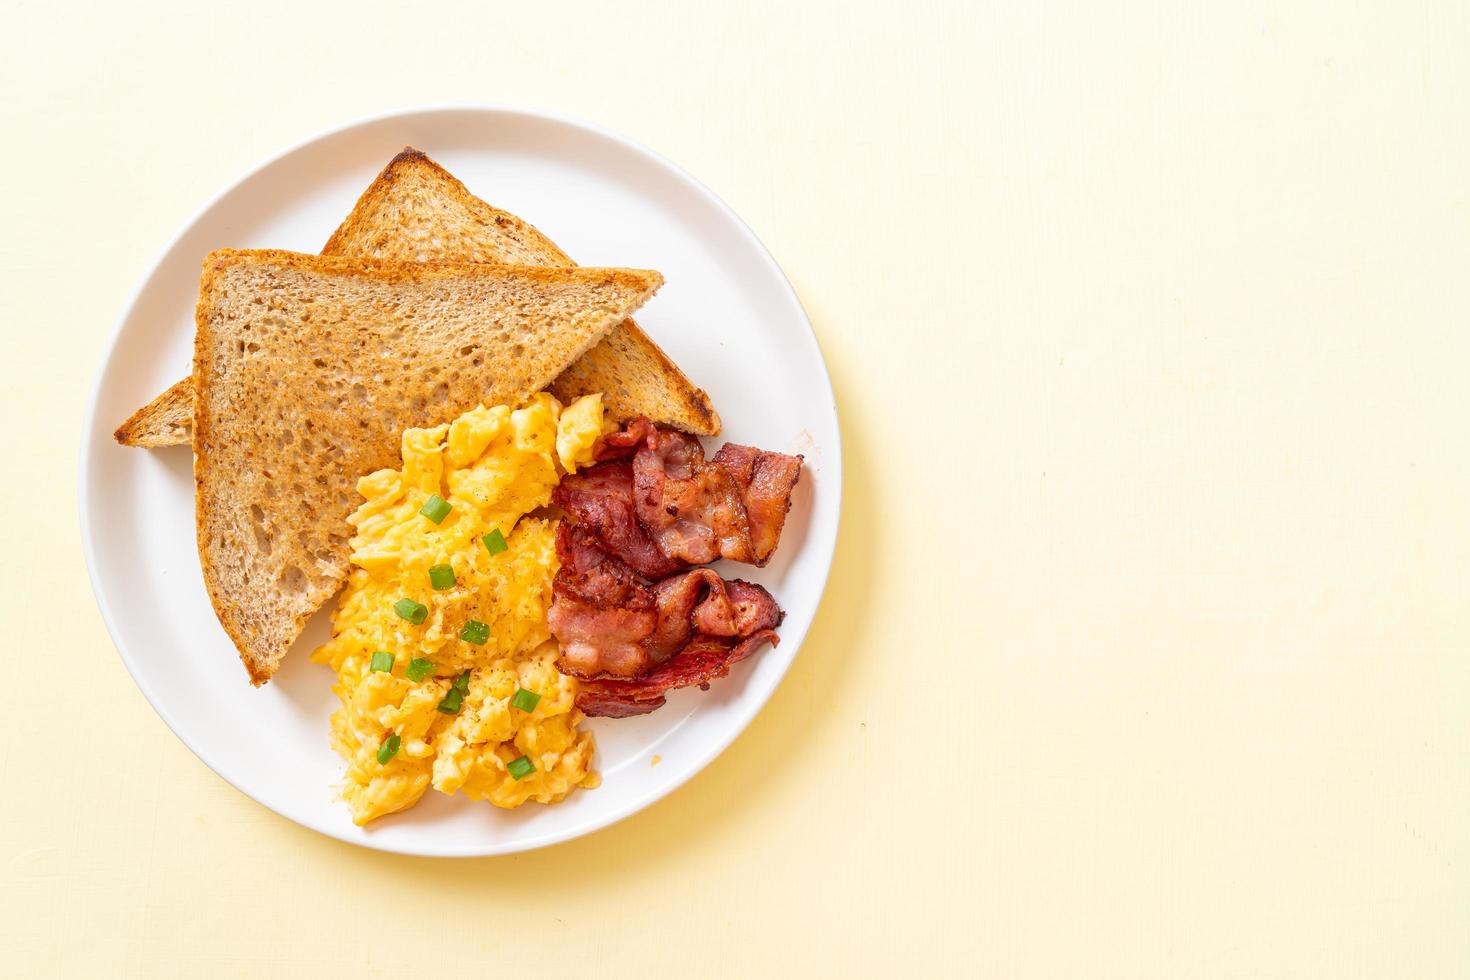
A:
311;393;610;825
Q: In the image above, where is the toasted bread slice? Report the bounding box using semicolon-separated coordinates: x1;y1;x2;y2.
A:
324;150;718;433
194;249;662;684
115;148;718;447
114;376;192;446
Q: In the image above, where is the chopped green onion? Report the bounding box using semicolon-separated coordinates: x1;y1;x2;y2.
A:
436;673;471;713
369;651;394;673
437;689;464;715
428;563;456;590
376;733;401;765
482;527;508;555
419;494;452;524
511;688;541;712
459;619;489;645
507;755;535;780
405;658;433;682
393;598;428;624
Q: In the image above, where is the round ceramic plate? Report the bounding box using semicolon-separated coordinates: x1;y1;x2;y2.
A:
79;106;841;857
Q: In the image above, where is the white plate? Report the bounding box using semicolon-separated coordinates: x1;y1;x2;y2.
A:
79;106;841;857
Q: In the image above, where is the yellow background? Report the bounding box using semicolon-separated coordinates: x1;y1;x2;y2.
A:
3;1;1467;976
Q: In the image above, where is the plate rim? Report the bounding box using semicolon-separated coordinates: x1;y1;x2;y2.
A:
78;103;843;857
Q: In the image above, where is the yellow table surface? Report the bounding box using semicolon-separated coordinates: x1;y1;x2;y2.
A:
4;1;1467;976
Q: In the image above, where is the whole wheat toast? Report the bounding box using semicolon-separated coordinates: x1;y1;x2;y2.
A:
114;148;718;447
114;376;192;447
194;249;662;684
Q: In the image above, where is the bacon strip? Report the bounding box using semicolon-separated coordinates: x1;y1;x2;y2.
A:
651;571;783;658
550;419;801;716
548;525;657;680
633;427;753;565
712;443;804;565
575;631;781;718
549;524;783;682
568;418;803;571
553;462;685;579
594;416;658;462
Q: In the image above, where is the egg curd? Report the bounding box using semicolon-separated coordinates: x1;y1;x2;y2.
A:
311;393;611;825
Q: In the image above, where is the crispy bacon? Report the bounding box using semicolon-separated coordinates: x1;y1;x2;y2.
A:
633;427;753;565
650;570;783;659
594;416;658;462
575;631;781;718
548;525;657;680
553;463;685;579
550;524;783;682
550;418;801;717
712;443;804;565
575;690;668;719
575;418;803;571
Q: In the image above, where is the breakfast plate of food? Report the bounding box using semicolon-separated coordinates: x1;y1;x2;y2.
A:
80;106;841;856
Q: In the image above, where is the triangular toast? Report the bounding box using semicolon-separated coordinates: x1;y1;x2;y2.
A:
114;148;718;446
